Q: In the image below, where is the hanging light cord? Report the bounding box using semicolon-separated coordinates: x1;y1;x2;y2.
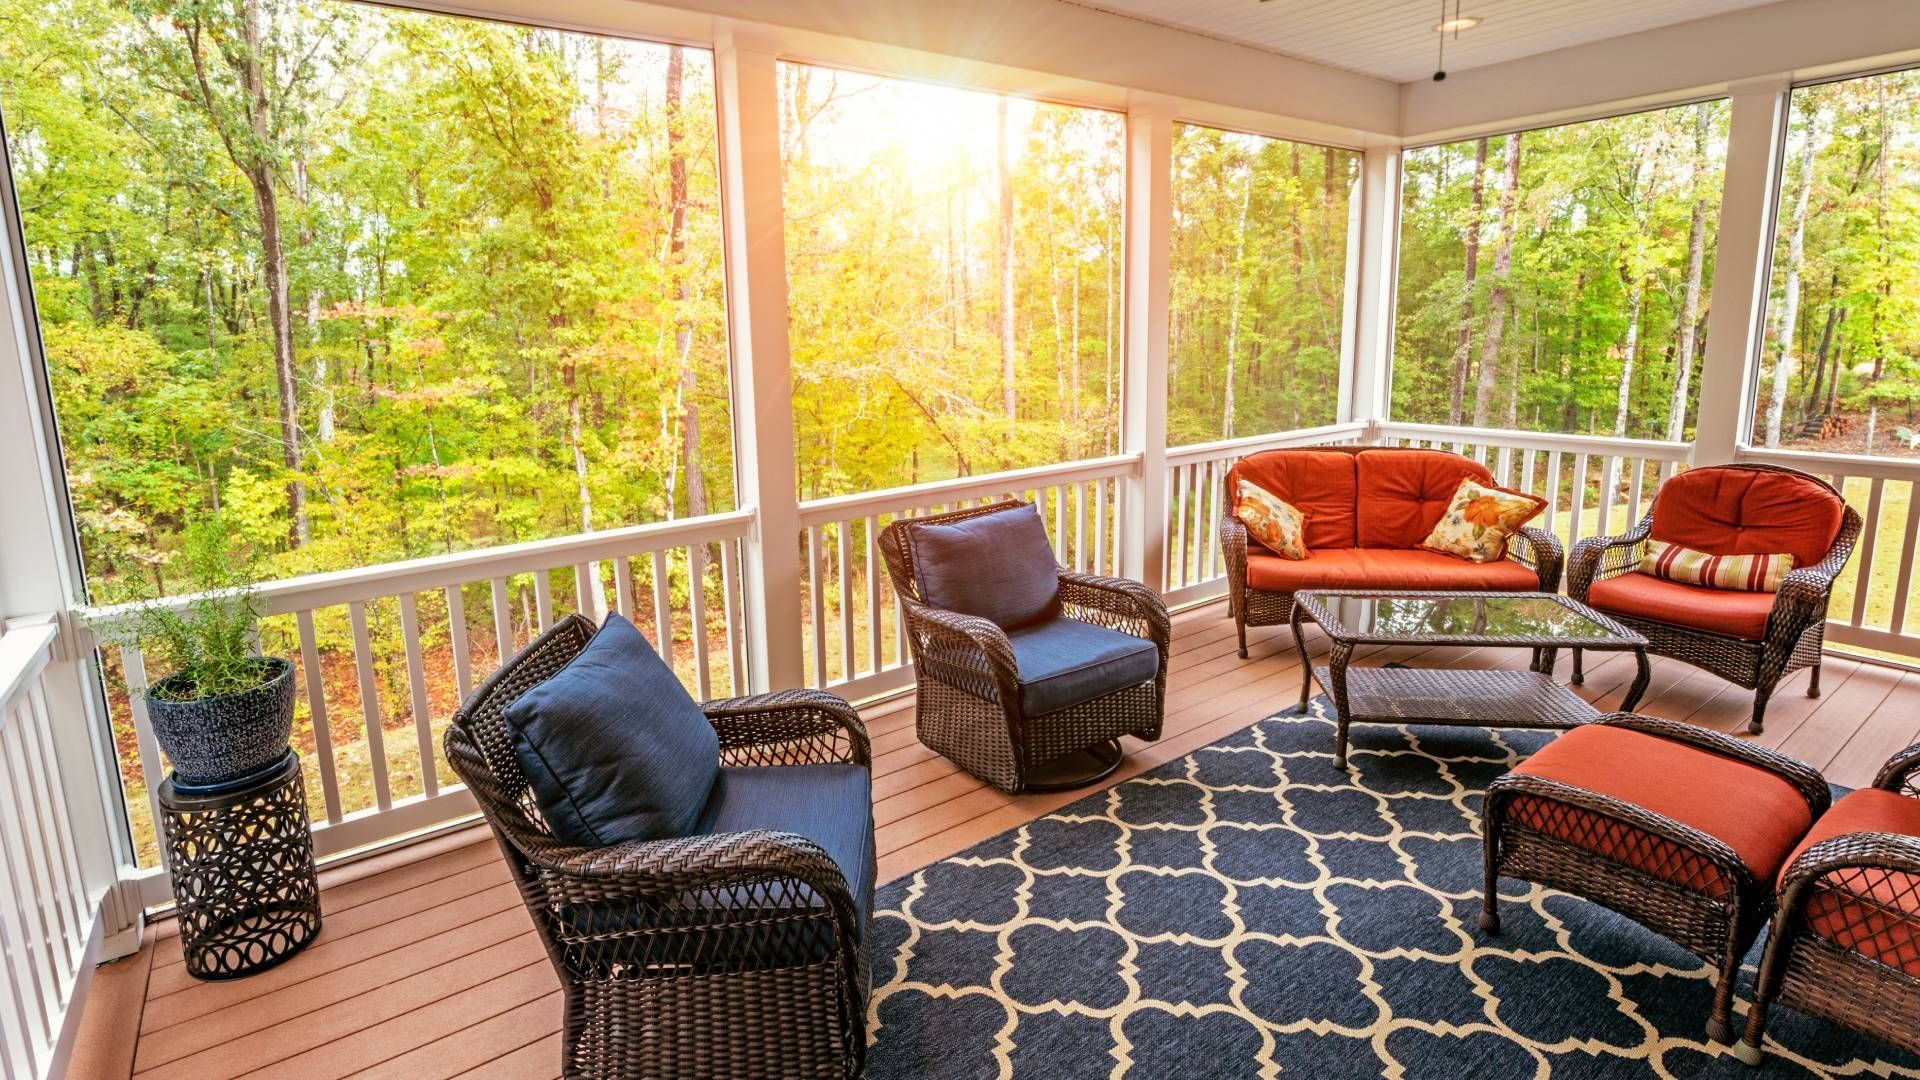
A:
1433;0;1448;81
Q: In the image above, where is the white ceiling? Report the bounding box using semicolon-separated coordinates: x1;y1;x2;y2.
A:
1069;0;1791;83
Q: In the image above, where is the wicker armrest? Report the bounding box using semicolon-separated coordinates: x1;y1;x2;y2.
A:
1506;526;1564;592
1876;744;1920;796
1592;712;1832;817
1779;832;1920;913
1059;570;1172;651
1220;513;1250;587
1568;517;1653;599
702;689;871;768
904;601;1017;687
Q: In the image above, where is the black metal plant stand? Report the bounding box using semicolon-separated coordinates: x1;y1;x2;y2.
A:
158;750;322;980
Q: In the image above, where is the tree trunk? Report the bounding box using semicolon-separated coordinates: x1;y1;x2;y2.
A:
1613;282;1643;436
1474;134;1522;427
666;47;705;519
997;97;1016;425
248;164;305;546
1766;109;1818;446
1222;167;1252;439
1667;105;1712;441
1452;138;1487;424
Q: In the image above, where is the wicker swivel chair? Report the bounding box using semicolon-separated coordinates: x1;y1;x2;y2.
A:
1568;464;1861;734
880;499;1170;793
1736;741;1920;1065
444;613;874;1079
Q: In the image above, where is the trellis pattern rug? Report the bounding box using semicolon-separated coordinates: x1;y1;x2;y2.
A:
865;696;1920;1079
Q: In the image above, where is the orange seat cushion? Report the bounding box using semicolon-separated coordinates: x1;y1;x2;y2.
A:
1355;449;1495;549
1507;725;1813;899
1651;467;1845;571
1227;451;1358;551
1779;788;1920;978
1587;572;1776;640
1244;547;1539;592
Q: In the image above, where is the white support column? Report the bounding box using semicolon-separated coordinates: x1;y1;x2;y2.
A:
1345;141;1402;431
1120;97;1173;594
1694;76;1790;466
714;27;805;692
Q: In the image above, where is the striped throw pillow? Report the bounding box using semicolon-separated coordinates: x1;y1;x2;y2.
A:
1637;539;1796;593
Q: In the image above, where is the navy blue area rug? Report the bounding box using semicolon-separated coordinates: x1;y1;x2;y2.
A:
865;695;1920;1079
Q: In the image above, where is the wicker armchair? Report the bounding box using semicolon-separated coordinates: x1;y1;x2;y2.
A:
879;499;1170;793
444;614;874;1079
1220;445;1564;657
1568;464;1862;734
1737;742;1920;1065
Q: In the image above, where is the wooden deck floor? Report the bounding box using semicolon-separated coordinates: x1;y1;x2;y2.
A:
71;600;1920;1079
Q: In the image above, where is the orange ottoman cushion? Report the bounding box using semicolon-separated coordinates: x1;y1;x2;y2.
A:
1779;788;1920;978
1586;573;1776;639
1355;449;1495;549
1506;724;1814;900
1228;451;1358;551
1245;548;1539;592
1650;467;1845;571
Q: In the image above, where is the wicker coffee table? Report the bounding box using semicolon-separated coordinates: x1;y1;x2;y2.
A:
1291;590;1650;768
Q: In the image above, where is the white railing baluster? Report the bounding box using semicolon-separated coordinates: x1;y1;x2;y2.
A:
865;516;882;676
722;539;746;695
118;647;171;868
0;741;53;1042
1095;479;1110;575
835;523;854;682
1544;451;1563;539
1052;485;1067;562
1074;481;1088;573
489;577;513;665
0;787;37;1080
807;525;826;688
1520;449;1536;497
532;571;554;633
1626;458;1645;528
1894;481;1920;637
1171;464;1189;589
397;592;437;799
612;555;634;621
650;550;673;662
294;611;343;824
445;586;473;702
1569;454;1589;545
1853;478;1885;629
1598;454;1619;536
688;543;712;699
23;686;85;958
348;601;391;812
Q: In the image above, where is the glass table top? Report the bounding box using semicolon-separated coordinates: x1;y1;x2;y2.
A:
1294;591;1646;647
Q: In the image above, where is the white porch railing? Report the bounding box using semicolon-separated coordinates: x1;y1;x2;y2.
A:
0;620;96;1080
1739;446;1920;662
795;453;1142;702
80;509;754;908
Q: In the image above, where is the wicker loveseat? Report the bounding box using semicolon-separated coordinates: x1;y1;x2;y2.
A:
1568;463;1861;734
1219;446;1564;656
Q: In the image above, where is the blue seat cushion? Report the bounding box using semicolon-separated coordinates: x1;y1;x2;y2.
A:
698;763;875;938
907;503;1060;629
1008;617;1160;716
503;613;718;848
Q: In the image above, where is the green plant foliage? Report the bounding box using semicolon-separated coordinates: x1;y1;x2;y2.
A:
95;521;269;701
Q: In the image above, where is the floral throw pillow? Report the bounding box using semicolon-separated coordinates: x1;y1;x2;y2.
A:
1420;479;1547;563
1637;540;1796;592
1235;480;1309;560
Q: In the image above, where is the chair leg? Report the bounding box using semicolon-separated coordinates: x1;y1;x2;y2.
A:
1735;998;1770;1066
1807;663;1822;698
1748;688;1772;735
1706;953;1738;1044
1237;619;1248;659
1479;813;1501;934
1570;647;1585;685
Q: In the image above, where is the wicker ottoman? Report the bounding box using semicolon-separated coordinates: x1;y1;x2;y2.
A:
1481;714;1829;1042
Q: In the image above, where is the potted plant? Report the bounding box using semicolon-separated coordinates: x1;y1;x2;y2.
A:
103;526;293;792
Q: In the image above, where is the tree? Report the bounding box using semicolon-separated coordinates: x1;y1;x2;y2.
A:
1473;133;1522;427
1450;138;1487;424
1668;104;1712;441
1765;100;1818;446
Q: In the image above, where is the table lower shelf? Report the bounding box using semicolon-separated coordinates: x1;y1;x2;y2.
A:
1311;664;1599;729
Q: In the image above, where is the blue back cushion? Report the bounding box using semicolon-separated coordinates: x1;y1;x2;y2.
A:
503;613;718;847
907;503;1060;629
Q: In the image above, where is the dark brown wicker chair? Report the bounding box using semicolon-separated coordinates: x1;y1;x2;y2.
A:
443;613;874;1079
1219;445;1564;658
1568;463;1862;734
879;499;1170;793
1736;742;1920;1065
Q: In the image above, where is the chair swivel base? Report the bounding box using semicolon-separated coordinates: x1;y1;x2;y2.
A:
1023;739;1125;791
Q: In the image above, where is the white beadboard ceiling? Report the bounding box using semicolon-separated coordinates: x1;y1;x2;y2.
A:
1069;0;1789;83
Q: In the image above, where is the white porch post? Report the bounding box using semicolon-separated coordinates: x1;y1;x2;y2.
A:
713;28;806;693
1345;142;1401;432
1120;97;1173;594
1694;76;1790;466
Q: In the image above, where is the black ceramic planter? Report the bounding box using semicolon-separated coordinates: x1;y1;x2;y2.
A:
145;657;295;788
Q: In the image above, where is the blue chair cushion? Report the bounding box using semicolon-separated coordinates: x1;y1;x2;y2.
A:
698;763;875;938
906;503;1060;629
1008;617;1160;716
503;612;718;848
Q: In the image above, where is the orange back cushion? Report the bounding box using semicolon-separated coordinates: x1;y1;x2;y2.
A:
1355;449;1495;549
1649;467;1845;570
1226;450;1358;550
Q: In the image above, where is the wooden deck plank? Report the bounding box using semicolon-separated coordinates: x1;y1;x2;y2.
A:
76;600;1920;1079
